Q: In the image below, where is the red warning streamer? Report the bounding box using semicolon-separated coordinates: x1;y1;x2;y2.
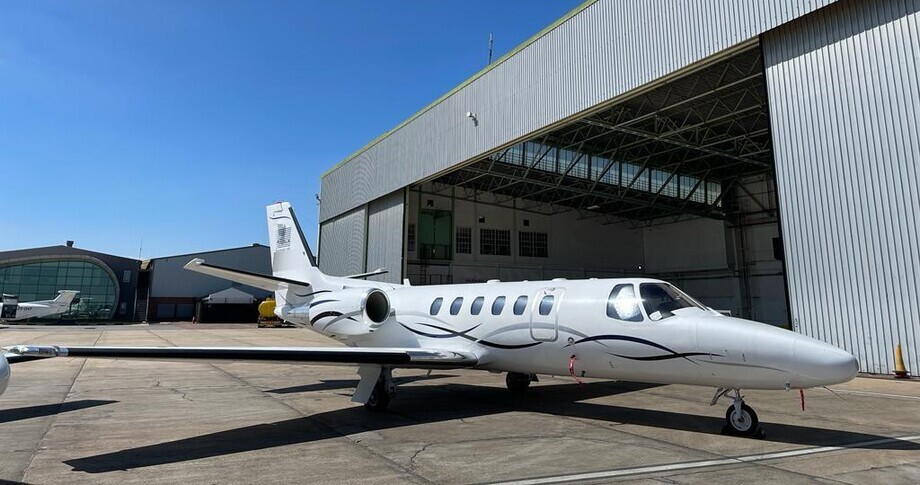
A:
569;355;584;384
799;388;805;411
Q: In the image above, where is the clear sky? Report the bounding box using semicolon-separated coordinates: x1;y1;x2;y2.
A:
0;1;583;259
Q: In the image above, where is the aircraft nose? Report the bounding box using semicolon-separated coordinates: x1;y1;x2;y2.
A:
793;337;859;386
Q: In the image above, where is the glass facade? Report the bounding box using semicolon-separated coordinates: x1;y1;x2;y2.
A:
0;259;118;320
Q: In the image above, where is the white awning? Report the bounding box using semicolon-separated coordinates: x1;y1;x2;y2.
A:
203;287;258;305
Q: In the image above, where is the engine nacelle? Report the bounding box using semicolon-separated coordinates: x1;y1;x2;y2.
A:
0;353;10;396
292;288;391;336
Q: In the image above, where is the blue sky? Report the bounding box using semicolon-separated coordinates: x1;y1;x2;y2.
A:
0;1;583;259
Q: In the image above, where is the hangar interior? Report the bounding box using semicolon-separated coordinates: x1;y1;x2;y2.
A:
403;43;788;326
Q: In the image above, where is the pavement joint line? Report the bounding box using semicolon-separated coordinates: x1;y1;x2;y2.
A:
488;434;920;485
830;389;920;401
18;329;104;482
150;331;436;485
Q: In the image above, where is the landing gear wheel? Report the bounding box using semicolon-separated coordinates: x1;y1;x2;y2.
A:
724;403;761;438
364;379;392;412
506;372;534;393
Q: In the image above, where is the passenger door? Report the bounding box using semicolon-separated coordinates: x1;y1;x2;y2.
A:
530;288;562;341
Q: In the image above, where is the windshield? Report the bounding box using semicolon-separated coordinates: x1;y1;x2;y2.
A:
639;283;705;320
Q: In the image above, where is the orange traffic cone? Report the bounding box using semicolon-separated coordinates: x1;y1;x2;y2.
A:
894;343;910;379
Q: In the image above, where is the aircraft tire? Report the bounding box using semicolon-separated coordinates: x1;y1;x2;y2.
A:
364;381;391;411
506;372;532;393
724;403;759;437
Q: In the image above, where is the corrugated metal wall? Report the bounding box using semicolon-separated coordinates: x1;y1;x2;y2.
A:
318;206;367;277
320;0;838;222
764;0;920;374
365;190;405;283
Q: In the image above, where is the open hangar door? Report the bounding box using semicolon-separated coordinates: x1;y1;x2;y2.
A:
404;43;791;327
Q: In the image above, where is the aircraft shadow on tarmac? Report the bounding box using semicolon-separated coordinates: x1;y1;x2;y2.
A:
0;399;117;424
65;381;920;473
265;373;455;394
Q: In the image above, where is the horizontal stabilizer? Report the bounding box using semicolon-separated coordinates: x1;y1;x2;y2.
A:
183;258;312;293
3;345;478;369
344;268;388;279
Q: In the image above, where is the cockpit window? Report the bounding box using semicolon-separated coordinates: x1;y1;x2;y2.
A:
639;283;704;320
606;284;643;322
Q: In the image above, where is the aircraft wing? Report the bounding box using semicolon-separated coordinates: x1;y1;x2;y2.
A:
183;258;312;293
2;345;477;369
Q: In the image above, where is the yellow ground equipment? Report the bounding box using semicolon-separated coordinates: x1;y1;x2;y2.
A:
258;298;283;328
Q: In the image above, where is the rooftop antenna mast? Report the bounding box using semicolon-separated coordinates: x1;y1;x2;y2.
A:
488;32;494;65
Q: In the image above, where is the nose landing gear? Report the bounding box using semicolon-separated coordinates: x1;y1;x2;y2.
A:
711;388;766;438
506;372;538;393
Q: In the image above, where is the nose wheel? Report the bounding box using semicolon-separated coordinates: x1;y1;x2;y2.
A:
713;388;766;438
506;372;537;393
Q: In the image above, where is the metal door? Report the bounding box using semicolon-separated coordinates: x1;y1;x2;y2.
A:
530;288;563;341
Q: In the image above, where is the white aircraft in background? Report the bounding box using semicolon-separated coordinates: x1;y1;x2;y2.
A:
0;291;80;322
1;202;858;437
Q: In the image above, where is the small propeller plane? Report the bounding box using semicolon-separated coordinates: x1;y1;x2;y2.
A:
0;290;80;322
1;202;858;437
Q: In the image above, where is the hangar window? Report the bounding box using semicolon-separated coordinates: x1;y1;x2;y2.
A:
470;296;484;315
407;224;416;253
430;297;443;315
519;232;548;258
606;284;643;322
450;297;463;315
480;229;511;256
539;295;554;315
513;295;528;315
492;296;506;315
456;227;472;254
706;181;722;206
504;145;524;165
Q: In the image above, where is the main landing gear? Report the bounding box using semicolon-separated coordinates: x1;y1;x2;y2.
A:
506;372;538;393
365;368;397;412
711;388;765;439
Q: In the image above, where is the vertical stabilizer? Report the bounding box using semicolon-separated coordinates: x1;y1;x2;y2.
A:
265;202;325;307
52;290;79;308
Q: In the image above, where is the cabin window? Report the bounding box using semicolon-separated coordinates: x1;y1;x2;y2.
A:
539;295;554;315
430;297;443;315
470;296;484;315
513;295;528;315
491;296;506;315
606;284;643;322
450;297;464;315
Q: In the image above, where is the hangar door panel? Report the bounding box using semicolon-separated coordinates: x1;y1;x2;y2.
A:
319;206;367;277
763;0;920;375
365;190;404;283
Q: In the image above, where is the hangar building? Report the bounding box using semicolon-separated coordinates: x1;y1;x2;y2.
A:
317;0;919;375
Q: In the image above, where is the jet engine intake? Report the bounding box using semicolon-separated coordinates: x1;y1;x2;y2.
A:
302;288;392;336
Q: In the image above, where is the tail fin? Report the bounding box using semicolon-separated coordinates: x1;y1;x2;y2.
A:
266;202;325;306
52;290;79;307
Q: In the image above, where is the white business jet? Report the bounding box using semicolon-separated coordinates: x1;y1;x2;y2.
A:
1;202;858;437
0;290;80;322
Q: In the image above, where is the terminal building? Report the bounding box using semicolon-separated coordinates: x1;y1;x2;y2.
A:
317;0;919;375
0;243;270;324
